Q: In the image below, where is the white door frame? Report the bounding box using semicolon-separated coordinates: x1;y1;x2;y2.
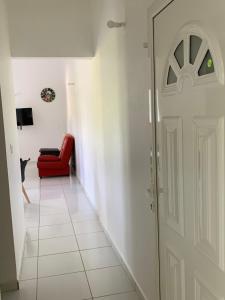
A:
147;1;175;300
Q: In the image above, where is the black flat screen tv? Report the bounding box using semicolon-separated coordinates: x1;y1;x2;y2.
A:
16;108;34;127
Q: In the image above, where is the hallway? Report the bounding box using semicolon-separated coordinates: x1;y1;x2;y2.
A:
3;164;140;300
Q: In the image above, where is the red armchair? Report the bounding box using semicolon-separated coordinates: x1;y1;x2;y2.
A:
37;134;75;178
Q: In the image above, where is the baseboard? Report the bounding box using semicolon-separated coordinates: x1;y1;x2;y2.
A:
76;177;148;300
101;223;148;300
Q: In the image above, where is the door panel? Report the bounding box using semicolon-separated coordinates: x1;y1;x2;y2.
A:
154;0;225;299
162;117;184;237
193;117;224;270
165;246;185;300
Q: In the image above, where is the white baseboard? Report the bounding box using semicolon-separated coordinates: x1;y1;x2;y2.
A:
100;223;148;300
76;177;148;300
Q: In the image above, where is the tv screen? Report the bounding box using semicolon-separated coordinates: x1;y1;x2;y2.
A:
16;108;34;126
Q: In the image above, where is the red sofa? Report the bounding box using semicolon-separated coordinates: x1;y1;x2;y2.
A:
37;134;74;178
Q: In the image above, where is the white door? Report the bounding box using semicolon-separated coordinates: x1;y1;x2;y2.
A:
154;1;225;299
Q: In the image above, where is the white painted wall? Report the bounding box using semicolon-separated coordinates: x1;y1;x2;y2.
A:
12;59;67;162
6;0;93;57
66;1;158;299
0;0;25;291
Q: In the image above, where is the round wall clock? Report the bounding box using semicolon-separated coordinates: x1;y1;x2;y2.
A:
41;88;56;103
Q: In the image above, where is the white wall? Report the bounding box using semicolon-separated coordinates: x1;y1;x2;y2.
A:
6;0;93;57
0;0;25;291
66;1;158;299
12;59;67;161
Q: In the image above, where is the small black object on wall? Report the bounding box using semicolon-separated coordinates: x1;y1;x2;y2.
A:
16;108;34;130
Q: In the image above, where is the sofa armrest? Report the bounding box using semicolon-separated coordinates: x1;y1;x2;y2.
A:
38;155;61;162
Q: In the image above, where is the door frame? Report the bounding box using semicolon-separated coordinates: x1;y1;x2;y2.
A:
147;1;175;299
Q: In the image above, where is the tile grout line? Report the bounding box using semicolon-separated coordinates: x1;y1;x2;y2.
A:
61;183;94;300
24;173;141;300
26;178;137;300
94;291;137;299
62;181;129;299
21;245;119;264
20;262;121;281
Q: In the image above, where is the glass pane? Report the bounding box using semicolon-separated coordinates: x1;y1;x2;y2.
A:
190;35;202;65
174;40;184;68
198;50;215;76
167;66;177;85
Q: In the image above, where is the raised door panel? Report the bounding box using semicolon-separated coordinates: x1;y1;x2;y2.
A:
162;117;185;236
165;246;185;300
193;117;224;270
194;274;224;300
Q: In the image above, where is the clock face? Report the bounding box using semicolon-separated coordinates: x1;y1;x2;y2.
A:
41;88;56;103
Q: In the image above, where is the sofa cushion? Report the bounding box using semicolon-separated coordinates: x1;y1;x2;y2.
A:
37;161;65;169
38;155;61;162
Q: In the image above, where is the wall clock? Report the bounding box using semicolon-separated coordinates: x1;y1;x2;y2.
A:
41;88;56;103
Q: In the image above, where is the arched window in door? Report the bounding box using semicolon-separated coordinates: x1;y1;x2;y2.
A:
163;24;224;94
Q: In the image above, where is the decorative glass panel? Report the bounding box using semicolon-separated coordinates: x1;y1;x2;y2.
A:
190;35;202;65
198;50;215;76
174;41;184;68
167;66;177;85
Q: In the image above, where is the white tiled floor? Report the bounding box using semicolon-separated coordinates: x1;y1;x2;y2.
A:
3;164;140;300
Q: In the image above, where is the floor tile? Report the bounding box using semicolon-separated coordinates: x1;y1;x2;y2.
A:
65;192;88;202
26;228;39;241
40;199;67;209
25;188;40;203
38;252;84;278
40;213;70;226
20;257;37;280
2;279;37;300
39;223;74;240
62;185;83;194
41;177;66;187
73;220;103;234
40;186;65;201
65;194;93;212
77;232;111;250
67;203;93;214
25;218;39;228
24;202;39;218
93;292;140;300
24;240;38;258
39;236;78;256
81;247;120;270
60;176;77;185
71;210;98;222
87;266;134;298
24;179;40;190
40;206;68;216
37;272;91;300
